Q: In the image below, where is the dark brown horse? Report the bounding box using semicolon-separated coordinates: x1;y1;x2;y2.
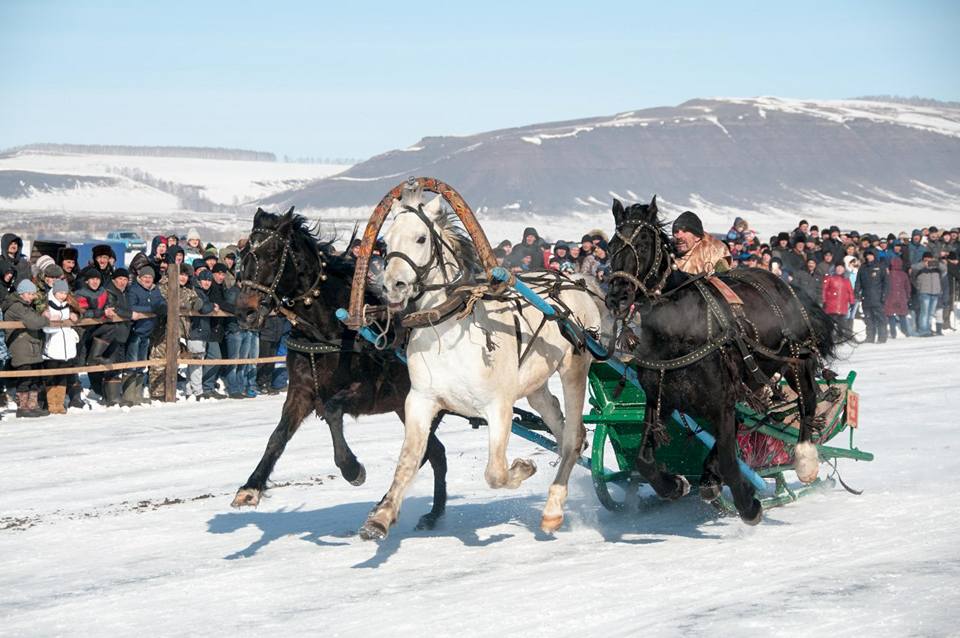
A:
605;198;847;524
231;207;449;529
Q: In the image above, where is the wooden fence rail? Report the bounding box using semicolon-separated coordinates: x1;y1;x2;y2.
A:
0;264;290;398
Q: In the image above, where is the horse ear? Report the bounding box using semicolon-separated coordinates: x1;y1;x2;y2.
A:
423;194;443;219
254;207;266;224
646;195;659;222
284;206;295;218
612;198;625;226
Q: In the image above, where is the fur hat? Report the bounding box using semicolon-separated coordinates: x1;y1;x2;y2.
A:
179;263;195;277
92;244;115;259
212;263;229;274
57;246;79;264
220;245;239;260
776;231;790;243
672;211;704;238
112;268;130;279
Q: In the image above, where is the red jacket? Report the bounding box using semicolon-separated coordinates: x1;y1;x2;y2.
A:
822;274;854;315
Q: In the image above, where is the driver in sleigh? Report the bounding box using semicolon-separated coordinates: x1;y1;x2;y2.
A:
671;211;732;275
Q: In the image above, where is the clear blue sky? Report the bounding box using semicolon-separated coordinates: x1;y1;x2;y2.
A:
1;1;957;159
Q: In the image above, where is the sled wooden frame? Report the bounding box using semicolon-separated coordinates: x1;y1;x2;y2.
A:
343;177;498;330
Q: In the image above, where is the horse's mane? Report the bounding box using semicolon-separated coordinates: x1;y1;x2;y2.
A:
255;208;356;278
623;202;674;254
432;208;482;275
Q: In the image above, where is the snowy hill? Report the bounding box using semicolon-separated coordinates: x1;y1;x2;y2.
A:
263;97;960;236
0;146;348;214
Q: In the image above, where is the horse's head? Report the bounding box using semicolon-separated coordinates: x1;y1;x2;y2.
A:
235;206;300;329
605;195;671;316
381;186;472;312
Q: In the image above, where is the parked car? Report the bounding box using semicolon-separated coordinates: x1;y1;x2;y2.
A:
106;231;147;253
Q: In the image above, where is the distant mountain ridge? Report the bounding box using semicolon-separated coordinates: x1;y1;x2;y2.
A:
0;144;276;162
261;96;960;229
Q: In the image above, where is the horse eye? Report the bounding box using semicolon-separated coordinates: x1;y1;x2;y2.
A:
417;235;427;244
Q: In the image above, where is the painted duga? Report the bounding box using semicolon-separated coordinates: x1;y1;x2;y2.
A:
359;187;602;540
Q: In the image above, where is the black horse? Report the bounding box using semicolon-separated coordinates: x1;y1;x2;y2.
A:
605;198;847;524
231;207;449;529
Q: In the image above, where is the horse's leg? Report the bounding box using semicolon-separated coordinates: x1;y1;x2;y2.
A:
540;355;591;533
322;382;367;486
525;384;564;441
790;358;821;484
699;443;722;501
630;376;690;500
415;412;448;530
359;392;439;541
484;399;537;489
713;404;762;525
232;385;315;507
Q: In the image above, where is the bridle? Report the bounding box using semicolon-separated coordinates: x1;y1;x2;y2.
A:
383;204;468;304
238;223;333;342
607;218;674;314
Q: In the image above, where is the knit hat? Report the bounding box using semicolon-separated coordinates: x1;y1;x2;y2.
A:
580;234;594;244
35;254;56;274
672;211;704;237
191;258;205;270
81;266;102;281
197;269;213;281
212;263;229;274
112;268;130;279
595;239;609;252
138;266;156;279
16;279;37;294
186;228;201;241
52;279;69;294
43;264;64;279
203;247;219;260
180;263;195;277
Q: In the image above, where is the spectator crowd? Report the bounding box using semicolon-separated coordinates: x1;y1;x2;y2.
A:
0;229;290;419
2;215;959;420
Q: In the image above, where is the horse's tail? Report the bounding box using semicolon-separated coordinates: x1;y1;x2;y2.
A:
790;284;853;362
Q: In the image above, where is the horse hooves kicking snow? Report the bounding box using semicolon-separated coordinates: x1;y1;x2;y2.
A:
231;488;261;508
359;519;389;541
741;498;763;526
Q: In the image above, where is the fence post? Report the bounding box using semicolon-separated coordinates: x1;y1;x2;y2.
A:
164;263;180;402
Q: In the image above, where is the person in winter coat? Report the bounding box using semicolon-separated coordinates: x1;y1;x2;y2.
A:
0;233;32;286
56;246;79;290
88;245;115;282
506;227;543;269
183;228;204;264
183;270;215;399
201;265;230;398
2;280;51;417
94;268;133;406
672;212;731;275
822;264;855;330
791;258;822;305
75;267;113;366
855;250;887;343
883;256;914;338
219;245;239;288
41;280;81;414
124;266;166;406
944;251;960;331
148;235;168;274
911;252;945;336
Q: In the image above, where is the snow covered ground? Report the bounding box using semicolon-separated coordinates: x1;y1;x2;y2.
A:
1;332;958;636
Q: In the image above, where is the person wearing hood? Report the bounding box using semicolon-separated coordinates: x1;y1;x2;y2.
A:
2;280;51;417
183;228;204;264
726;217;748;244
0;233;32;286
672;211;731;275
41;279;81;414
219;245;239;288
822;263;855;329
883;257;914;338
507;227;543;268
855;250;887;343
148;235;168;273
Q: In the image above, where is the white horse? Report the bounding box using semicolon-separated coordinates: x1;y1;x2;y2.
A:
359;188;601;540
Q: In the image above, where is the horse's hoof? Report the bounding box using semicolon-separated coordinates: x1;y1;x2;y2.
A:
540;514;564;534
794;441;820;484
231;488;261;508
359;519;388;541
741;499;763;526
347;464;367;487
415;511;442;531
674;475;691;499
699;481;721;502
